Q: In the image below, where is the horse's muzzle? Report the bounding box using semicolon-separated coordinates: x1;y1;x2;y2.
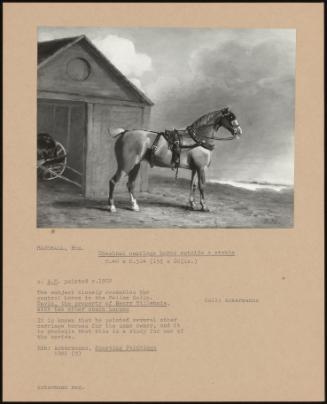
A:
233;126;242;138
231;120;242;137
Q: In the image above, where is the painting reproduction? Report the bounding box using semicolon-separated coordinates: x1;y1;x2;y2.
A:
37;27;295;228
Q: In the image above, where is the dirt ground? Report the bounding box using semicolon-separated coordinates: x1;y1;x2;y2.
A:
37;174;293;228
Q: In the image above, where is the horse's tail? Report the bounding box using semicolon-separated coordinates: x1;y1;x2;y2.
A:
108;128;127;138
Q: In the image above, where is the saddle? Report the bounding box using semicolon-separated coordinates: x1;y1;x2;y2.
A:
151;128;214;170
165;129;183;170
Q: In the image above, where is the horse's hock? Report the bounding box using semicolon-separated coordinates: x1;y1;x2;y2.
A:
37;35;153;199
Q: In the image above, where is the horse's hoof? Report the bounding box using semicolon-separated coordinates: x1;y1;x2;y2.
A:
201;206;210;212
108;205;117;213
131;205;140;212
189;202;197;210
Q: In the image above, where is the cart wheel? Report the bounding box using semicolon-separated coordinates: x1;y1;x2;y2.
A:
41;142;67;181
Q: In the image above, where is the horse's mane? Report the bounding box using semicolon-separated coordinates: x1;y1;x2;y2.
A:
189;108;226;130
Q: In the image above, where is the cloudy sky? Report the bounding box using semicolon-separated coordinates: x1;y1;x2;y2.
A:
39;28;296;184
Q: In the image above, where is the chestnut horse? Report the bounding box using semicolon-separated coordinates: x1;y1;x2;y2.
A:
108;107;242;212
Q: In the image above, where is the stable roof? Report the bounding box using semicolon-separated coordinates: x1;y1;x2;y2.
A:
38;35;153;106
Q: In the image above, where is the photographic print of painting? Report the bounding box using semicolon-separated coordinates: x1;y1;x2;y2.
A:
37;28;295;228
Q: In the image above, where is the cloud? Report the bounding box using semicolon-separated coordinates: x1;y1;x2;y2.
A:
147;76;181;100
148;34;295;125
146;33;295;183
93;35;152;78
129;78;144;91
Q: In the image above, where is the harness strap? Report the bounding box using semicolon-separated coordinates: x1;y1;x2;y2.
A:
186;126;215;150
173;131;181;179
150;133;162;167
175;166;179;181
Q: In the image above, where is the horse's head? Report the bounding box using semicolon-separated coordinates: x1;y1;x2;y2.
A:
188;107;243;141
214;107;242;138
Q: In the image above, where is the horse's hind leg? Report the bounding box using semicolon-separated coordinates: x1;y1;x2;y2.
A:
108;169;122;212
189;169;197;210
127;163;141;211
198;167;209;212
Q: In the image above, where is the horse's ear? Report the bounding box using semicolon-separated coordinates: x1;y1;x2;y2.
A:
221;107;229;115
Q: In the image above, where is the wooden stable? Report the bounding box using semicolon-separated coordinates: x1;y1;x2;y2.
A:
37;35;153;198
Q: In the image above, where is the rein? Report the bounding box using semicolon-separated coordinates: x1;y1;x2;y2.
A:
187;125;236;144
208;135;235;141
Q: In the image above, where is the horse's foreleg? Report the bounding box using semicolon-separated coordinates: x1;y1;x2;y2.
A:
198;167;209;212
127;163;141;211
108;169;122;212
189;169;197;210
